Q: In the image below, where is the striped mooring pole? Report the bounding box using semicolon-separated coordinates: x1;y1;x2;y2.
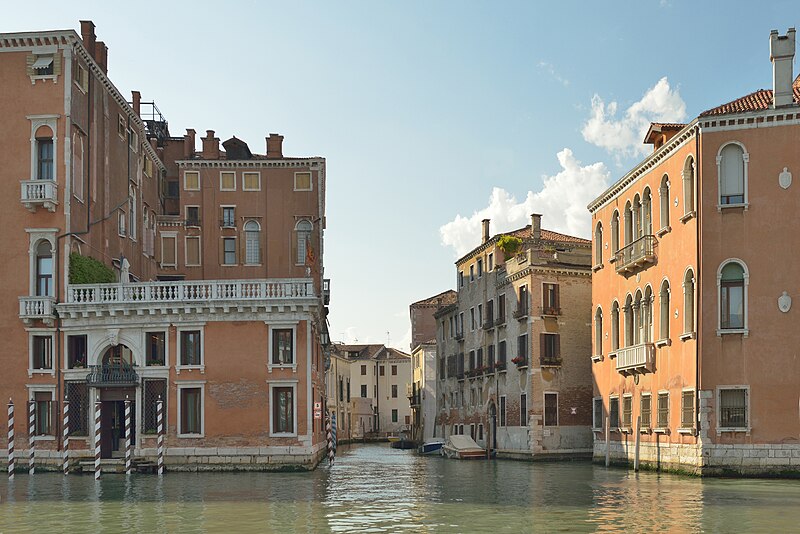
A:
124;397;132;475
331;412;337;452
7;399;14;480
156;396;164;476
93;399;101;480
28;400;35;475
62;396;70;475
326;413;334;465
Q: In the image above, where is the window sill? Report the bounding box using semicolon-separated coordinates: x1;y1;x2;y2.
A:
679;332;696;341
270;432;298;438
654;339;671;348
28;369;55;378
176;365;205;375
656;226;671;237
592;264;603;272
653;427;669;434
608;351;617;359
677;427;696;435
177;433;204;439
269;363;298;373
717;427;750;435
591;427;603;433
717;203;748;212
221;264;239;267
243;264;263;267
591;354;604;363
620;427;633;434
717;328;749;337
679;211;696;223
640;427;652;434
34;435;56;441
608;257;616;264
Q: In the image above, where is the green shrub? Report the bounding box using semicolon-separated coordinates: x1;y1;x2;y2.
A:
69;253;116;284
497;235;523;257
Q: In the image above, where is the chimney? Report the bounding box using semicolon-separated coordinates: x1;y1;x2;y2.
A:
201;130;220;159
531;213;542;241
184;129;196;158
266;133;284;159
770;28;796;108
95;41;108;74
481;219;490;244
131;90;141;117
79;20;97;60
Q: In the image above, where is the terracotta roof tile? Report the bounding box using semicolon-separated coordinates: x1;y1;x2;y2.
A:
410;289;457;308
507;225;590;245
700;76;800;117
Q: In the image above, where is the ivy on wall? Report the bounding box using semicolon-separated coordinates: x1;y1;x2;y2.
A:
69;253;116;284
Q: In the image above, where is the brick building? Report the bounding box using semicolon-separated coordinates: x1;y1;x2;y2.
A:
3;21;330;471
435;216;593;458
589;28;800;475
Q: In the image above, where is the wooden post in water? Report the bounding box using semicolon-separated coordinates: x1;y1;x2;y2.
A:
63;396;70;475
7;399;14;480
124;396;132;475
156;396;164;476
634;415;641;472
604;415;610;467
28;400;35;475
94;400;102;480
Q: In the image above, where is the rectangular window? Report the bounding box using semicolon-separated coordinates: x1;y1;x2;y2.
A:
498;294;506;322
146;332;166;366
220;171;236;191
499;396;507;426
179;330;202;366
144;156;153;178
486;300;494;325
142;379;167;434
498;340;506;365
118;115;126;138
640;394;652;430
392;409;398;423
517;334;528;365
67;335;87;369
488;253;494;271
118;210;126;237
544;392;558;426
478;424;484;440
391;365;397;376
37;138;54;181
458;271;464;288
476;347;483;368
622;395;632;428
179;387;202;435
593;397;603;429
294;172;312;191
161;234;177;267
378;365;385;376
487;344;495;368
128;127;138;152
681;390;695;429
186;206;200;226
167;180;179;198
243;172;260;191
540;333;561;363
185;236;201;266
34;391;54;435
542;283;560;315
719;389;747;429
518;285;529;314
361;365;367;376
470;308;475;330
609;397;620;428
470;265;475;281
361;384;367;398
184;171;200;191
478;304;483;326
721;280;745;330
65;382;88;436
272;329;294;365
477;258;483;278
657;393;669;429
222;237;237;265
221;206;235;227
32;335;53;370
272;386;294;434
389;384;397;398
519;393;527;426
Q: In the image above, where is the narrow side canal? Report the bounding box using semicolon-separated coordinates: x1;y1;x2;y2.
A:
1;443;799;532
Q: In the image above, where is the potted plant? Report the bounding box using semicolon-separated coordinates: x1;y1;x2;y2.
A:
497;235;523;260
511;356;526;366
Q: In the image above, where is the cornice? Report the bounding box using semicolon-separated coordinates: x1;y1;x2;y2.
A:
587;120;698;214
698;107;800;133
504;265;592;284
177;159;325;169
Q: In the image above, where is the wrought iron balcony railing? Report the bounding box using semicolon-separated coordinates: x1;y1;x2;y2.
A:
86;364;140;387
614;235;657;274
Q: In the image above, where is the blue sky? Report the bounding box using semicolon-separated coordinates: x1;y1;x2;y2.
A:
5;1;796;349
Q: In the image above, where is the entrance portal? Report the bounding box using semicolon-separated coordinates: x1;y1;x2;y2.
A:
99;388;136;459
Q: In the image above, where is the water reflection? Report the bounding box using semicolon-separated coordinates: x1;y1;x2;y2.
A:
1;445;800;532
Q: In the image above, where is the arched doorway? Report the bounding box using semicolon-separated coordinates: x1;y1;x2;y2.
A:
488;401;497;452
94;344;138;458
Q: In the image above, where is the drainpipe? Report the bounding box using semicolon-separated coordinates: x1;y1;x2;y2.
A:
695;125;702;446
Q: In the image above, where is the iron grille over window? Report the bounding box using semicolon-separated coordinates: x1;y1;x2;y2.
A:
143;379;167;434
66;381;88;436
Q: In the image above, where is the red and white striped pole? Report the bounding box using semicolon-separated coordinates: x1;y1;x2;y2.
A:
7;399;14;480
124;397;132;475
156;396;164;475
28;400;35;475
62;395;70;475
93;399;101;480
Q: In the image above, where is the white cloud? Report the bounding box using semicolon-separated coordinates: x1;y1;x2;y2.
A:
439;149;609;257
581;77;686;160
537;61;570;87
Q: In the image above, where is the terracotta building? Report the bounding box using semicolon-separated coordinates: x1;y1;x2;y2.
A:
3;21;330;471
588;28;800;475
435;217;593;458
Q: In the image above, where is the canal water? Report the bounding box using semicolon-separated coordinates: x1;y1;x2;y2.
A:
1;443;800;532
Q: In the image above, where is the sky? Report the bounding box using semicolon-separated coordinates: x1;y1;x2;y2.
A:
4;1;797;350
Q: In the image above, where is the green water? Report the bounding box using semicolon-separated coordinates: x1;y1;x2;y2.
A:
1;444;799;532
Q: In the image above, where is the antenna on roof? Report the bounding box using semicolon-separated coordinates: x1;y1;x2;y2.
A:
386;331;391;347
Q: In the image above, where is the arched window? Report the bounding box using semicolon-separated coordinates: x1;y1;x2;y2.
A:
244;220;261;265
594;307;603;357
610;210;619;254
624;201;633;247
611;301;620;351
659;175;670;230
632;194;642;241
719;261;747;331
295;220;313;265
643;286;653;343
718;143;747;206
659;280;670;341
642;188;652;237
624;295;633;347
634;290;643;344
683;156;695;215
35;240;53;297
594;222;603;266
683;269;695;334
35;128;54;181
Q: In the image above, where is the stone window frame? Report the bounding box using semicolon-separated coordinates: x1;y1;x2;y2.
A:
592;396;603;431
176;380;206;438
716;385;751;435
716;258;749;337
27;384;58;441
176;325;205;374
28;329;56;378
716;141;749;211
267;322;298;373
268;379;299;437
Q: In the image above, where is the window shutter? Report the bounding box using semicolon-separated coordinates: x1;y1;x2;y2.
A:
555;335;561;358
539;334;545;359
720;145;744;197
554;285;560;309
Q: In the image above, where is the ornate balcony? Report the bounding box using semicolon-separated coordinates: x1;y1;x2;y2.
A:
615;342;656;376
21;180;58;212
19;296;56;325
539;306;561;317
482;319;494;331
512;306;528;320
614;235;657;274
86;364;139;387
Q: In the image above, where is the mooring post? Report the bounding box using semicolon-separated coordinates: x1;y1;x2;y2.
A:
124;396;132;475
28;400;35;475
94;400;102;480
156;396;164;476
7;399;14;480
604;415;610;468
634;415;641;472
63;395;70;475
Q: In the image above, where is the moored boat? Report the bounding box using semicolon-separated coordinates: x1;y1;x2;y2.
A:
418;439;445;455
441;435;488;460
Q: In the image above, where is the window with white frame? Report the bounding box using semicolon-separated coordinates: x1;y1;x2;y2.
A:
622;395;632;428
640;393;651;430
719;261;747;331
129;188;137;241
683;269;696;335
31;334;53;372
592;397;603;429
178;383;204;437
718;387;748;430
185;206;200;227
657;392;669;429
220;171;236;191
244;220;261;264
681;390;695;429
544;392;558;426
35;240;54;297
184;171;200;191
609;396;619;428
178;329;203;368
72;131;85;201
118;115;126;139
222;237;237;265
295;220;312;264
610;210;619;254
221;206;235;227
271;327;295;365
185;236;201;267
594;222;603;265
32;390;55;436
67;334;87;369
294;172;312;191
683;156;695;216
160;233;177;268
118;210;126;237
146;331;167;366
659;174;670;230
718;143;747;206
659;280;670;341
594;307;603;357
271;383;297;435
36;136;54;181
243;172;260;191
610;301;620;351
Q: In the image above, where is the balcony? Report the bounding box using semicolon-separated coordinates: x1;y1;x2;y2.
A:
58;278;317;319
323;278;331;305
540;356;562;367
614;235;657;274
86;364;139;387
615;342;656;376
482;319;494;331
494;314;506;327
21;180;58;212
539;306;561;317
512;306;528;320
454;330;464;341
19;296;56;325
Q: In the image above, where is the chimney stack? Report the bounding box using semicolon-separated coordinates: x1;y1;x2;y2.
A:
770;28;796;108
201;130;220;159
131;90;141;117
94;41;108;74
481;219;490;244
79;20;97;60
184;129;196;158
266;133;284;159
531;213;542;241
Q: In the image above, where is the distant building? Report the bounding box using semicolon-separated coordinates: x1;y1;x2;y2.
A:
435;216;593;458
410;290;457;350
589;28;800;475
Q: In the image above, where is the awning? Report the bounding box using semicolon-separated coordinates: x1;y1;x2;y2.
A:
32;56;53;70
